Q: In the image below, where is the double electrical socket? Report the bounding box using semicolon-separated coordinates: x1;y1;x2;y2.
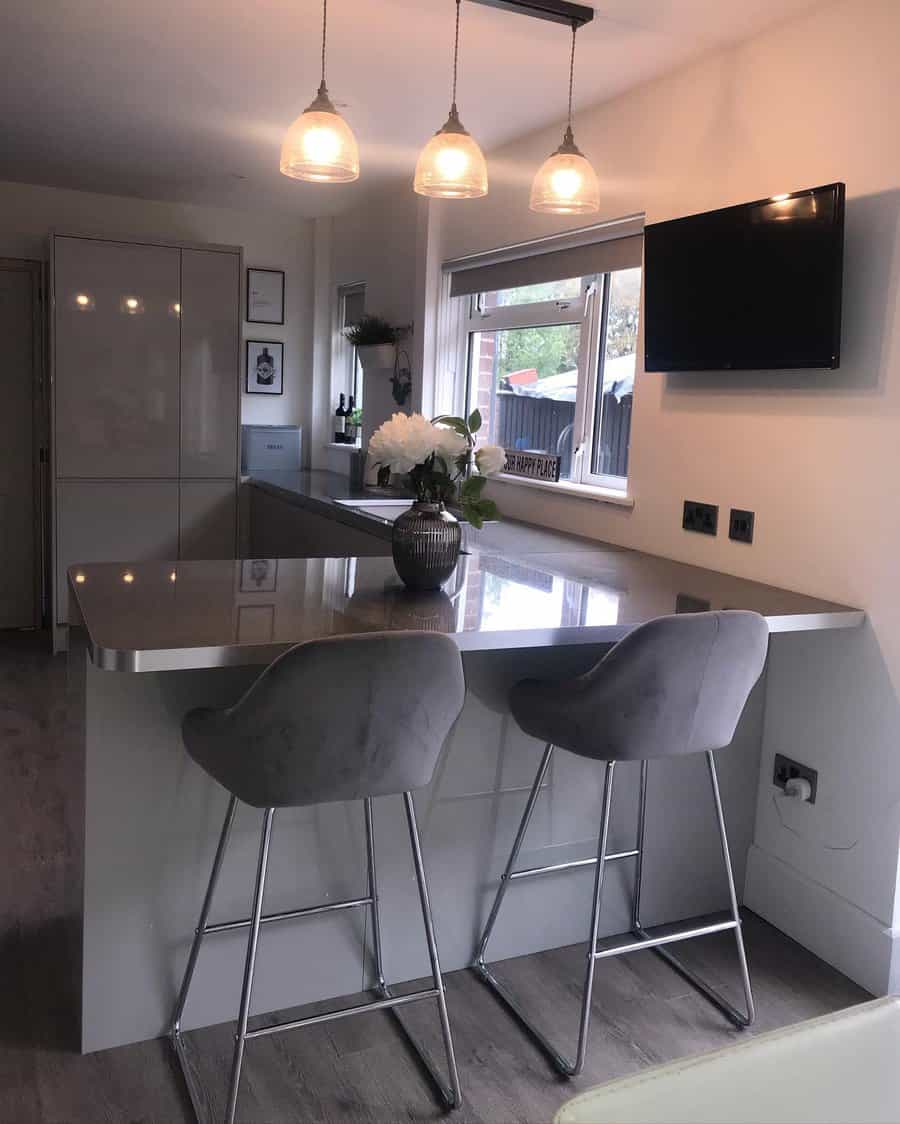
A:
683;500;755;543
773;753;818;804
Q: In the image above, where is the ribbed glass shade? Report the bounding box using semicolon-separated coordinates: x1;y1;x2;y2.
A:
414;108;487;199
280;83;359;183
530;129;599;215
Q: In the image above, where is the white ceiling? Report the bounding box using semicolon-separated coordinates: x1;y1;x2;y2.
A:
0;0;823;217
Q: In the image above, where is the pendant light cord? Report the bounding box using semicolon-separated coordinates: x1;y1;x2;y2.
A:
450;0;461;111
321;0;328;85
567;20;576;127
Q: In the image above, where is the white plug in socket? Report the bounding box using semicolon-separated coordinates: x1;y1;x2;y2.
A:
784;776;813;802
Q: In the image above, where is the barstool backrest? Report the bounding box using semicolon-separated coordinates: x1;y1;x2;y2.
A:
182;631;466;808
581;610;768;760
510;610;768;762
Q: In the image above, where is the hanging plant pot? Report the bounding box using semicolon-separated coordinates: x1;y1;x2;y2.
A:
356;342;396;371
392;502;461;591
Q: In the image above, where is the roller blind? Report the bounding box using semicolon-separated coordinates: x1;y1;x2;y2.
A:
448;230;643;299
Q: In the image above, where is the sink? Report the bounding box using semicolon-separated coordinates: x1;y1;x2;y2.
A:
334;496;414;525
334;497;413;508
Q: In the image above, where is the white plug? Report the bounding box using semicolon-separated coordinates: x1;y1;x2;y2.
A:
783;776;813;802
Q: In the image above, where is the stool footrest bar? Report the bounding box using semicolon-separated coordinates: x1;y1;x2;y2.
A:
244;988;441;1040
594;919;737;959
205;895;372;935
508;849;639;881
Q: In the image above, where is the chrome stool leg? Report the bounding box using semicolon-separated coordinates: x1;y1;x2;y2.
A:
475;748;756;1078
475;742;555;968
474;752;617;1077
172;796;461;1122
171;796;238;1037
631;761;649;932
404;792;462;1107
365;795;462;1108
170;796;237;1120
571;762;615;1076
364;798;387;994
225;807;275;1124
632;752;755;1028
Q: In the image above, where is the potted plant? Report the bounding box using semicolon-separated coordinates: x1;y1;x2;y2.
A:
344;314;398;371
368;410;506;590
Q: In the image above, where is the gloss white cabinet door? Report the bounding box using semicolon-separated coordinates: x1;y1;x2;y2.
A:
179;479;237;560
53;237;181;479
180;249;240;479
56;480;179;622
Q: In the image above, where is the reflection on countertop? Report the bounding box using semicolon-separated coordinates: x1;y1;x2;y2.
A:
69;537;862;672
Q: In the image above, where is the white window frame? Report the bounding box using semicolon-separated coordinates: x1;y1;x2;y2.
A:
460;272;635;493
336;281;366;408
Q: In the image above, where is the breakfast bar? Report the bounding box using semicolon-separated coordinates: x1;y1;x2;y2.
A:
68;531;861;1053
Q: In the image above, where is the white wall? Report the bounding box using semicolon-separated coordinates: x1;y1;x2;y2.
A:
325;179;429;457
429;0;900;991
0;179;314;452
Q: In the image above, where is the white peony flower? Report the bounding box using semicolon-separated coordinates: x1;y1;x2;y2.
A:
474;443;506;476
369;412;452;474
432;424;468;464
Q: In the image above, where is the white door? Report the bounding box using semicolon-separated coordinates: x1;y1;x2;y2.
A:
0;260;41;628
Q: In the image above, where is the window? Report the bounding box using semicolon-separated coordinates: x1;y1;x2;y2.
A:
337;282;366;409
457;247;641;491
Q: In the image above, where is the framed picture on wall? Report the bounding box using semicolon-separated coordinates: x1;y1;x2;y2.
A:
246;340;284;395
240;558;278;592
246;268;285;324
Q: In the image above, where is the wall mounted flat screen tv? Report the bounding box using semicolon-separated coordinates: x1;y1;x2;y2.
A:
644;183;845;371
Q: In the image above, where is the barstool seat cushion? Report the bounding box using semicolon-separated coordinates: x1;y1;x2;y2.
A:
182;631;465;808
509;611;768;761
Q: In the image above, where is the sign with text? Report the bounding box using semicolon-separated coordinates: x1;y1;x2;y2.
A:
503;449;562;483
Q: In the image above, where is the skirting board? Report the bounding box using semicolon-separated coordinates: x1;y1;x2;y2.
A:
744;844;898;997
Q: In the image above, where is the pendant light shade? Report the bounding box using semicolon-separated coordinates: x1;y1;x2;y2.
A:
530;24;599;215
530;126;599;214
414;0;487;199
280;1;359;184
414;106;488;199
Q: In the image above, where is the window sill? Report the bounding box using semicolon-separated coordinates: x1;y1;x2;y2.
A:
493;472;634;509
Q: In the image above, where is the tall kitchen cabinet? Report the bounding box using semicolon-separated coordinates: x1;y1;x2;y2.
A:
51;234;241;642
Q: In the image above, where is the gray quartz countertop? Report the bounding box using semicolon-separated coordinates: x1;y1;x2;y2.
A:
69;470;863;672
247;469;416;542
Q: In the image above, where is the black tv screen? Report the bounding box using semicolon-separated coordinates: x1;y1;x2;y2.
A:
644;183;845;371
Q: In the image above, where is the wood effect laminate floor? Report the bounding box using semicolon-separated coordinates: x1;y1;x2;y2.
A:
0;632;869;1124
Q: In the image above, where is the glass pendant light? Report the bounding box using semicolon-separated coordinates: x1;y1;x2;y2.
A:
530;22;599;215
414;0;487;199
280;0;359;183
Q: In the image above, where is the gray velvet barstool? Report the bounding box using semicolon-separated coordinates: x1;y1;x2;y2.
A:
474;610;769;1078
169;631;466;1123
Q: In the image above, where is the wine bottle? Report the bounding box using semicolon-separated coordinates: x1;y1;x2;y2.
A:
346;396;357;444
334;393;347;443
